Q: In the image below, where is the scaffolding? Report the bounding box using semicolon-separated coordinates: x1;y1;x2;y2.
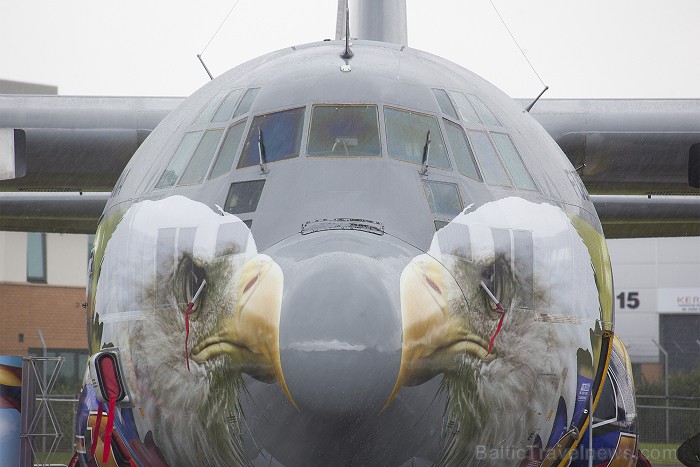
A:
20;356;66;467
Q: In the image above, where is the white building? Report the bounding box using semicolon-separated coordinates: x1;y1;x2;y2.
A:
608;236;700;381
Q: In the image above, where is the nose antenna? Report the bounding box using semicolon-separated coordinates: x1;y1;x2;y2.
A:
196;0;243;80
340;1;354;59
525;85;549;113
197;54;214;81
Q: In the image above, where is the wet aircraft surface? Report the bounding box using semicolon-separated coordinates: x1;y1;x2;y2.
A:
64;35;629;466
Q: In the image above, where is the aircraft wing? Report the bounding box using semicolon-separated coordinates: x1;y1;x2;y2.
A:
524;98;700;238
1;95;698;237
0;95;183;233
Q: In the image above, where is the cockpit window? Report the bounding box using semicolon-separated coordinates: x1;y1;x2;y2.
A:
449;91;481;124
491;133;537;190
307;105;381;157
209;120;246;179
233;88;260;118
432;89;459;120
155;131;202;188
211;89;243;122
384;107;450;169
237;107;304;169
179;129;224;186
434;220;450;231
224;180;266;214
444;120;481;181
467;130;511;186
423;180;463;216
195;92;226;124
467;94;502;127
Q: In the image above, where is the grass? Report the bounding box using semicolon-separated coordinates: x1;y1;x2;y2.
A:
35;444;685;466
638;442;682;466
35;451;73;465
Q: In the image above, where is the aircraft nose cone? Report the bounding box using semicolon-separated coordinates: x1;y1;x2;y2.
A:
281;253;400;414
267;230;415;415
240;230;443;466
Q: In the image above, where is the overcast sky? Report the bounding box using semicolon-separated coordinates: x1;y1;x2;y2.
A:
1;0;698;98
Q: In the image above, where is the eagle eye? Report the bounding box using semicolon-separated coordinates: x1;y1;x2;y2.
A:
178;257;207;312
480;256;511;315
480;266;496;296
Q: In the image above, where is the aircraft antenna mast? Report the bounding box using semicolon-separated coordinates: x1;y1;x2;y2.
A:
488;0;549;110
197;0;243;80
341;1;354;59
197;55;214;81
336;0;407;46
525;85;549;113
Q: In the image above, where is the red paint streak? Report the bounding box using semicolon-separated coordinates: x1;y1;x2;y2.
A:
185;302;194;371
102;395;117;463
425;276;441;295
243;274;259;294
487;303;506;356
90;401;103;456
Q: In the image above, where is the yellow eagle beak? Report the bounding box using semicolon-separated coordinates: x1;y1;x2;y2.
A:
191;254;298;410
384;254;494;412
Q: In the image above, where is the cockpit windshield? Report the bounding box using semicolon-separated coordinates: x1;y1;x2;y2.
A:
307;105;381;157
384;107;450;169
237;107;304;169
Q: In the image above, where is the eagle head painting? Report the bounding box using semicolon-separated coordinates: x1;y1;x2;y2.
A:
90;196;294;465
386;197;606;466
84;195;608;466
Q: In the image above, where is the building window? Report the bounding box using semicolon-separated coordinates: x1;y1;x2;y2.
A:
27;232;46;283
660;314;700;374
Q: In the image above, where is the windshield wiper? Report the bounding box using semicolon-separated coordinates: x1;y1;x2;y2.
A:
419;129;431;175
257;127;269;174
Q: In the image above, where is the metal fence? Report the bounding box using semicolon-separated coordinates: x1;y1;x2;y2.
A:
35;396;79;454
41;396;699;454
28;392;700;463
637;395;700;445
20;356;76;467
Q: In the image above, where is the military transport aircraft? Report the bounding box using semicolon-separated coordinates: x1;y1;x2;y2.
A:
1;1;699;466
